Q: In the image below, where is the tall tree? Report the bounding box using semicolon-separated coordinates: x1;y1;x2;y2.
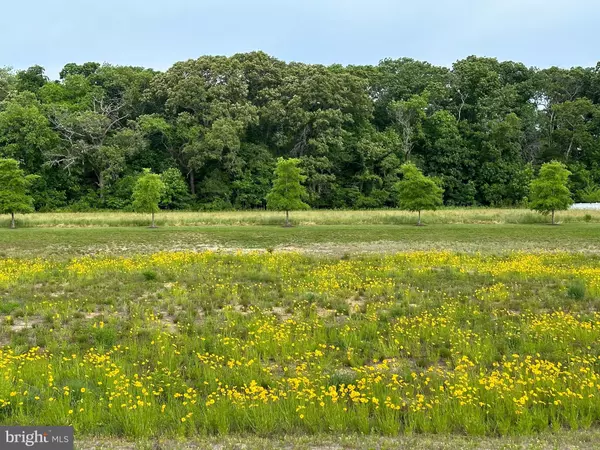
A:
476;113;531;205
421;110;475;205
0;68;16;102
0;92;59;173
265;63;372;206
15;65;48;93
1;53;600;211
149;56;257;197
388;93;428;161
47;97;144;200
546;98;598;163
371;58;449;127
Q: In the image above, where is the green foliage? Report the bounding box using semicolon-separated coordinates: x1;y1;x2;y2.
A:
566;280;586;300
0;92;59;172
578;185;600;203
2;54;600;211
266;158;309;211
267;158;309;225
0;68;16;102
16;65;47;93
389;92;428;160
142;270;158;281
395;162;444;224
132;169;166;226
232;144;275;209
160;168;191;209
420;110;474;205
5;248;600;437
0;158;38;227
104;174;138;210
530;161;573;223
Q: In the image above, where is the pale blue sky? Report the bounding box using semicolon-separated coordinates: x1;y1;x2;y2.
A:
2;0;598;78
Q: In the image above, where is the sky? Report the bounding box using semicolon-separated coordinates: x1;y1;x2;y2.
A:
2;0;598;79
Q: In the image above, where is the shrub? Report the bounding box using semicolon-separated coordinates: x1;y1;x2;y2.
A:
142;270;158;281
567;280;586;300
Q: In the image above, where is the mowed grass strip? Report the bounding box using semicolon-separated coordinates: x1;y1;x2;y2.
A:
1;223;600;258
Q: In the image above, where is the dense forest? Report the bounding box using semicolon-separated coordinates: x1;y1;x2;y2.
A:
1;52;599;211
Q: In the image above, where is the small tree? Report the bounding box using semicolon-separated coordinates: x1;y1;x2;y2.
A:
530;161;573;225
0;158;37;229
266;158;309;227
395;162;444;225
132;169;166;228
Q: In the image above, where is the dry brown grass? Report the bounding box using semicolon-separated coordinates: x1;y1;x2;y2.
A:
2;208;598;228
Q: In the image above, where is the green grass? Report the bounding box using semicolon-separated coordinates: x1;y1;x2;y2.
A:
1;223;600;258
3;215;600;444
2;251;600;438
1;207;599;229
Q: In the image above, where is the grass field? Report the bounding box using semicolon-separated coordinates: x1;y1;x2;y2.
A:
2;223;600;258
3;250;600;437
1;207;599;228
2;211;600;448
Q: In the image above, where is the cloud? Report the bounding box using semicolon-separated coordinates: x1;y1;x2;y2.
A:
1;0;598;77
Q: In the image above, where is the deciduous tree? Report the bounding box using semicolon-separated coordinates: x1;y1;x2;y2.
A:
395;162;444;225
266;158;309;227
530;161;573;225
132;169;165;228
0;158;38;228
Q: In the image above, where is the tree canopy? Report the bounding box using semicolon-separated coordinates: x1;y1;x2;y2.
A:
266;158;309;226
395;162;444;225
132;168;166;228
529;161;573;225
0;158;37;228
0;53;599;211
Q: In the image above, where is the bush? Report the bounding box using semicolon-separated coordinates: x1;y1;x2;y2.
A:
566;280;586;300
142;270;158;281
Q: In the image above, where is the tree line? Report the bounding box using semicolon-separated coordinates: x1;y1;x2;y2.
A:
0;53;599;211
0;156;573;228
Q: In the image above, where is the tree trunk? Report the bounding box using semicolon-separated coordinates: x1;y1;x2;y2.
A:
566;136;575;161
552;209;555;225
10;212;15;229
418;210;421;226
189;170;196;196
151;211;156;228
285;210;290;227
98;172;104;201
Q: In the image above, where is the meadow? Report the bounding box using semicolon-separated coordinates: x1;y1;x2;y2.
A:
1;207;600;229
2;211;600;448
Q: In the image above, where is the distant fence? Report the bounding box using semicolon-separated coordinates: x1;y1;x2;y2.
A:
570;203;600;210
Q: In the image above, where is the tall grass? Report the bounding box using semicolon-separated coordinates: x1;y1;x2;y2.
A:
1;208;599;228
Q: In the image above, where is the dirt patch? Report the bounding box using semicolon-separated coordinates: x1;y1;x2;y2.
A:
10;317;43;332
272;306;293;321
